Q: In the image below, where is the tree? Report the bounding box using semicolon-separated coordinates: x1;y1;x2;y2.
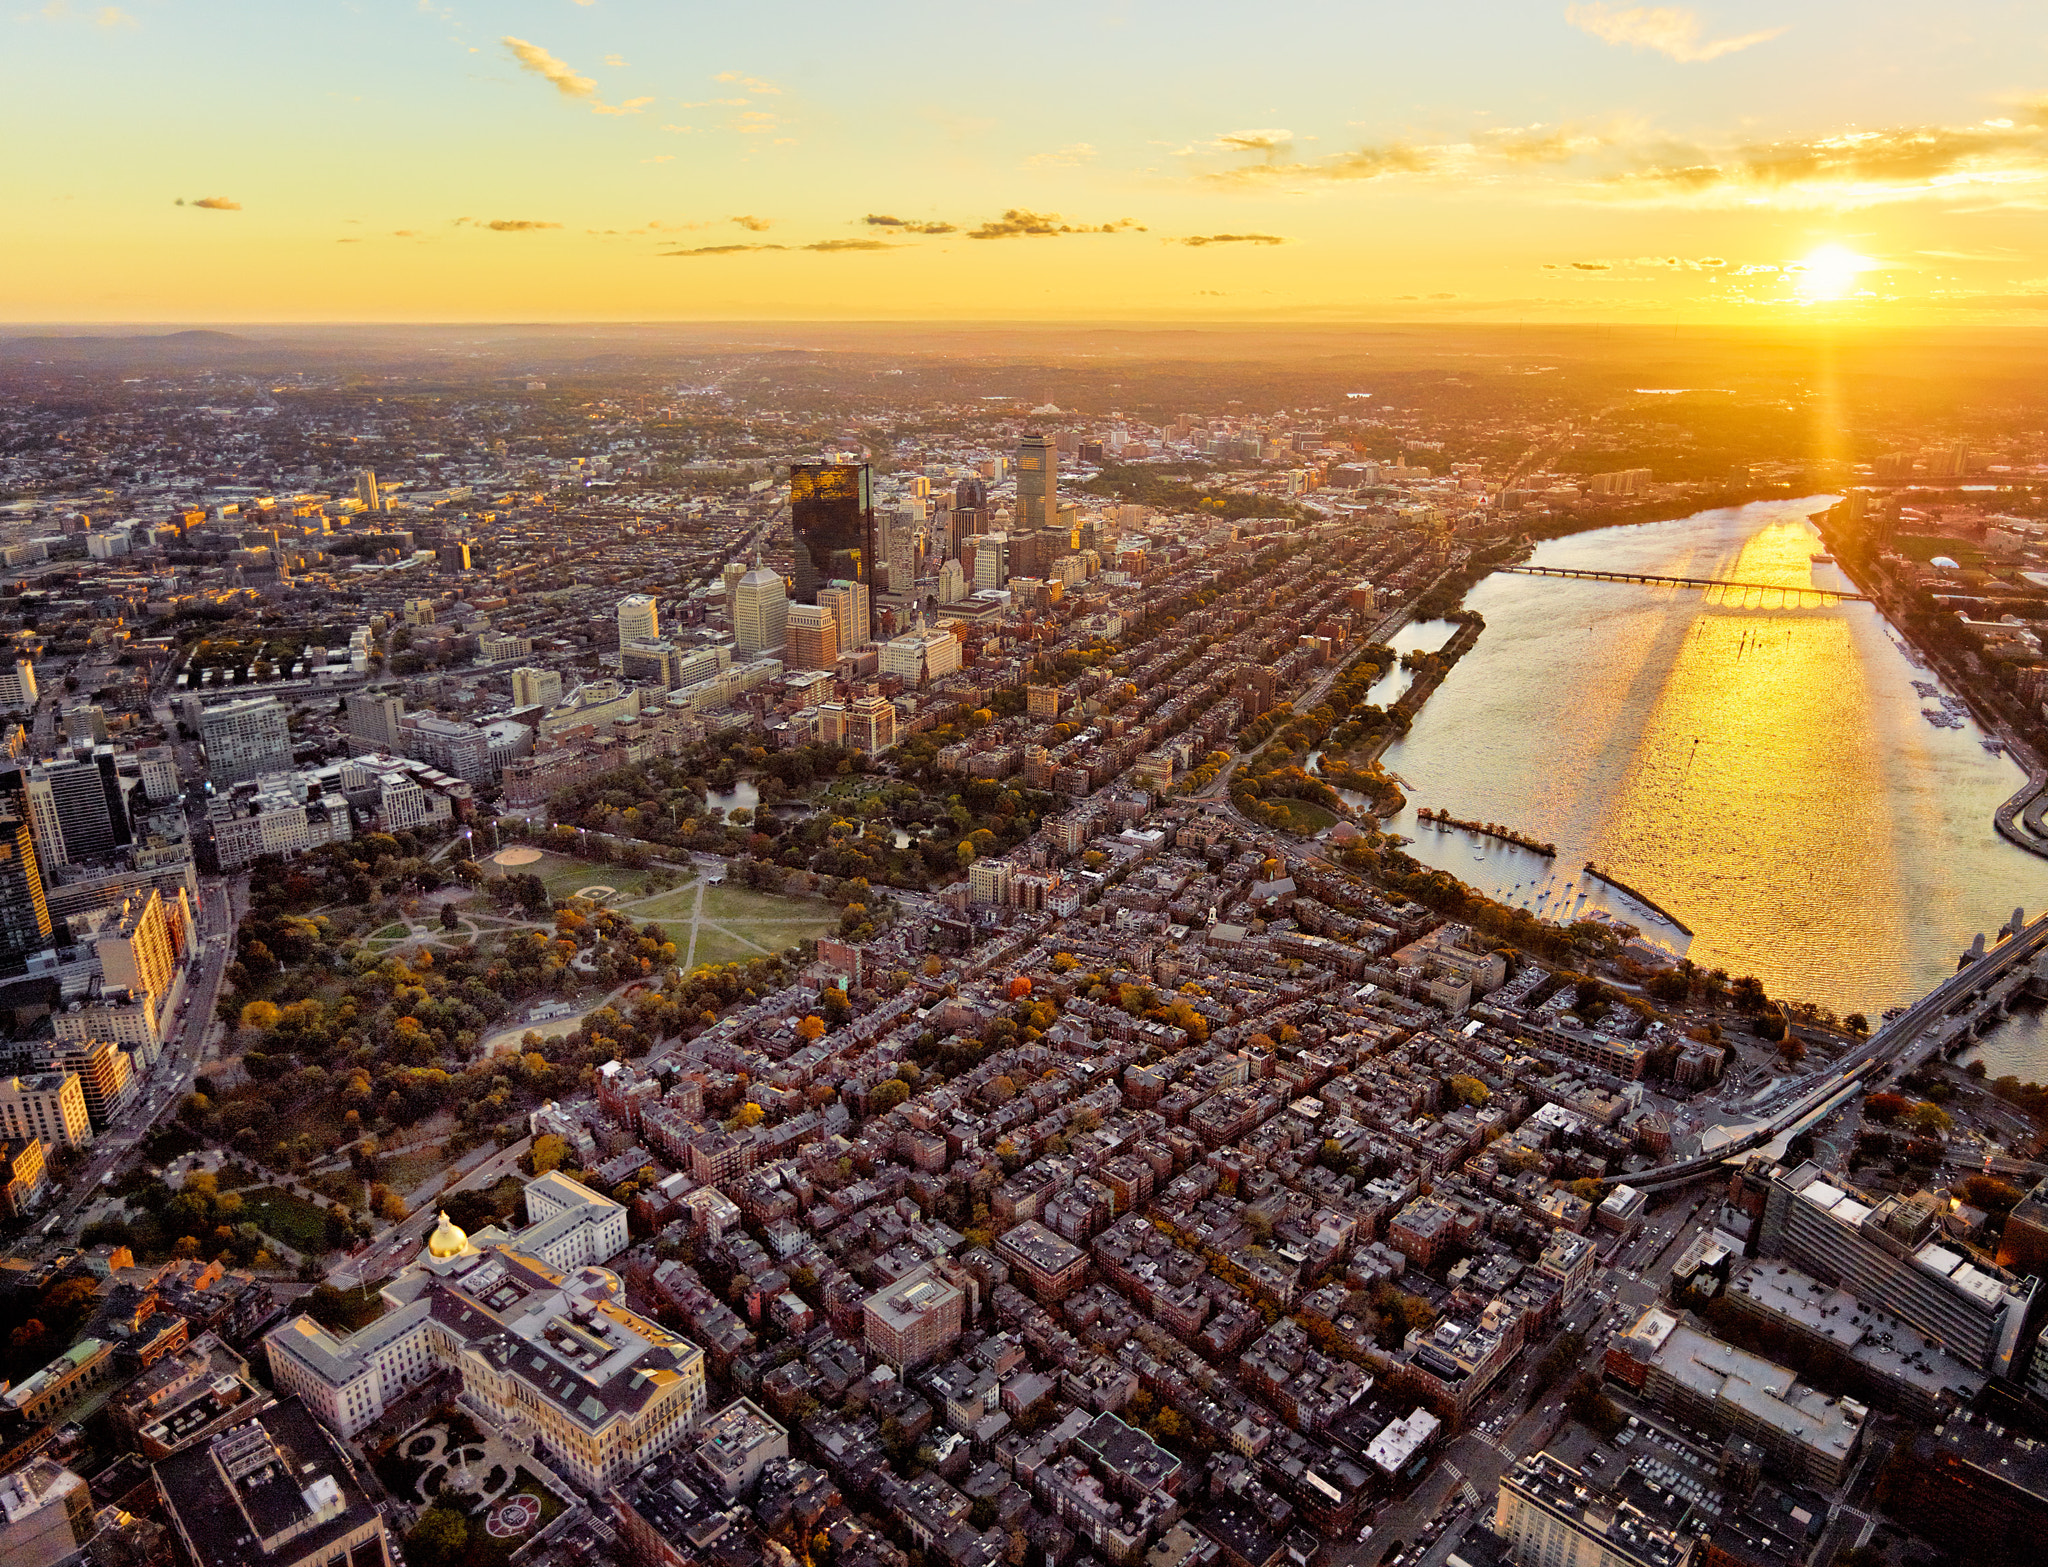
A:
529;1133;570;1174
796;1015;827;1042
1447;1074;1490;1107
1906;1102;1952;1134
440;903;461;932
407;1508;469;1567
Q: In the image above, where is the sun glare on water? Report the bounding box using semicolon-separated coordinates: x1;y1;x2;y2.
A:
1794;244;1872;301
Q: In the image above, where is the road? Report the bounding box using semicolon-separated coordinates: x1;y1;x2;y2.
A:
51;874;245;1239
328;1134;535;1288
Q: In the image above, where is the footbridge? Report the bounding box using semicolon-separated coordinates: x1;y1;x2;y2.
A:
1607;909;2048;1191
1500;564;1870;606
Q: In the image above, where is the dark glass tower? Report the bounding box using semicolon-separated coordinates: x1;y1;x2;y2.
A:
790;463;875;642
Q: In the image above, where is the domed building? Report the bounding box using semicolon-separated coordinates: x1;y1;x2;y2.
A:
425;1210;477;1261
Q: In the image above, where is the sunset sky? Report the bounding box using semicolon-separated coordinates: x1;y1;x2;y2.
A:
10;0;2048;322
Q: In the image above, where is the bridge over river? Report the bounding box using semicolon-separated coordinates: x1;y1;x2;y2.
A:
1500;563;1871;606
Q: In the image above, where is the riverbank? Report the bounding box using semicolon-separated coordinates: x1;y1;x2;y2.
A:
1583;862;1695;937
1812;507;2048;865
1416;808;1556;856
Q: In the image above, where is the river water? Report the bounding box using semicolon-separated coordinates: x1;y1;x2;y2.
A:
1376;498;2048;1075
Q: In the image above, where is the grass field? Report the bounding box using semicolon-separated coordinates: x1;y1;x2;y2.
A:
1268;799;1340;836
233;1185;333;1253
1891;534;1987;569
531;852;666;903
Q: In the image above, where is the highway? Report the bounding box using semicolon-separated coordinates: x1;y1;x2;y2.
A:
1610;910;2048;1191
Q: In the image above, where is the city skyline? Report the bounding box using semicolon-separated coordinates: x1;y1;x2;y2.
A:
9;1;2048;322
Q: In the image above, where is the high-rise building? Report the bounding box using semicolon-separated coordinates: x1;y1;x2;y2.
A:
817;580;871;651
882;506;921;590
937;559;966;604
617;594;660;649
1493;1453;1694;1567
0;1071;93;1150
620;640;683;688
1015;434;1058;531
93;889;183;1017
355;468;381;512
198;698;292;786
138;745;180;805
343;692;404;753
39;1038;135;1133
785;605;839;672
972;532;1009;591
734;562;788;655
436;539;472;572
790;462;875;616
0;811;52;962
0;659;37;712
22;757;124;869
511;667;564;709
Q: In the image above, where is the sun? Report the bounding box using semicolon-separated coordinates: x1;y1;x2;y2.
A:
1794;244;1872;301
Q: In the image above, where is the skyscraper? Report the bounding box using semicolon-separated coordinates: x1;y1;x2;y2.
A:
785;605;840;672
355;468;381;512
734;561;788;655
22;757;123;869
617;594;660;649
818;580;871;652
1014;434;1057;531
790;463;875;628
0;811;52;961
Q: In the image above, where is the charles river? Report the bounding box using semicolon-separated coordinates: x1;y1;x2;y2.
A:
1365;497;2048;1079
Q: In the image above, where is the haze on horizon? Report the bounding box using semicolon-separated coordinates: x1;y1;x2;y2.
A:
9;0;2048;325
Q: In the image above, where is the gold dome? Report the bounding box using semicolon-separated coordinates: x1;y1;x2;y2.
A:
426;1210;471;1259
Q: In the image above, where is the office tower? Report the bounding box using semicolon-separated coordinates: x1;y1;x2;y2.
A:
973;532;1009;591
23;757;123;869
0;659;36;712
437;539;472;572
733;561;788;655
512;667;565;709
937;559;966;604
882;506;920;590
0;1071;93;1150
721;560;747;620
790;462;875;618
955;476;988;511
0;811;51;961
947;505;986;559
199;698;292;786
818;580;871;652
620;640;683;688
785;605;839;672
1015;433;1057;531
344;692;405;753
617;593;660;649
356;468;381;512
1494;1453;1695;1567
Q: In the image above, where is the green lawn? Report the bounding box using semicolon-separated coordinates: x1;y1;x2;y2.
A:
456;1467;569;1567
631;885;706;920
1891;534;1987;569
232;1185;333;1253
699;883;835;927
369;922;410;941
1268;799;1340;836
531;852;663;903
